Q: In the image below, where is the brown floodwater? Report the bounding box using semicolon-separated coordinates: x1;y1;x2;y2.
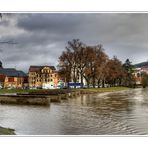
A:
0;88;148;135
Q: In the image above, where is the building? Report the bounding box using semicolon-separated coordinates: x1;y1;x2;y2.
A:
0;61;28;89
133;66;148;85
0;74;5;88
28;65;60;89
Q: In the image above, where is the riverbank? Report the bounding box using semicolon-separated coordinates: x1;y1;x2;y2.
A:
80;86;130;94
0;88;72;94
0;126;15;135
0;87;130;94
0;87;129;105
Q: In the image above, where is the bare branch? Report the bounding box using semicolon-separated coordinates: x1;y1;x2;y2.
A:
0;40;18;44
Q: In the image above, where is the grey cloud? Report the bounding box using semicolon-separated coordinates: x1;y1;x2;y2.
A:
17;14;83;34
0;13;148;72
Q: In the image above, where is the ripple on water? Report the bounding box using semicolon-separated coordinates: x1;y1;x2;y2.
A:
0;88;148;135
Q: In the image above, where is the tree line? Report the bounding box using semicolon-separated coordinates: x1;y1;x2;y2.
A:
58;39;136;88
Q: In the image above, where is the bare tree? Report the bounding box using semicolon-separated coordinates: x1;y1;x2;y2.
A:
58;39;84;87
105;56;124;86
94;45;109;88
58;39;130;88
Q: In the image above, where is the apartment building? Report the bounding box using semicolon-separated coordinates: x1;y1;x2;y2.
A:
28;65;60;89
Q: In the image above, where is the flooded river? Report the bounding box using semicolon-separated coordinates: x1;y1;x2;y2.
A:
0;88;148;135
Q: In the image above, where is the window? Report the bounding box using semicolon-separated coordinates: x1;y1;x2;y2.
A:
137;73;141;77
8;77;14;82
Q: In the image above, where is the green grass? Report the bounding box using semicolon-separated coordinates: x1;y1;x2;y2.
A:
0;89;30;94
0;127;15;135
0;88;73;94
0;86;129;94
80;87;129;93
0;89;57;94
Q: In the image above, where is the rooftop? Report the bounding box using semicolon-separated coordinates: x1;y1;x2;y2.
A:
0;68;27;77
29;65;56;72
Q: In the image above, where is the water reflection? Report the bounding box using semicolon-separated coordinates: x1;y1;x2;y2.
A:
0;88;148;135
79;93;132;113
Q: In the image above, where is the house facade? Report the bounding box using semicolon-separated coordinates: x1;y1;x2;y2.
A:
133;67;148;85
0;62;28;89
28;65;60;89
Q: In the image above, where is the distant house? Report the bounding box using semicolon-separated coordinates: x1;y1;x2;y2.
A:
133;66;148;85
28;65;60;89
0;61;28;89
0;74;6;88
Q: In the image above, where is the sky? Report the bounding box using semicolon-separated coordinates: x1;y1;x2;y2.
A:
0;13;148;72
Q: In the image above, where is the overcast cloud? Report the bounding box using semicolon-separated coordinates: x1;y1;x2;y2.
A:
0;13;148;72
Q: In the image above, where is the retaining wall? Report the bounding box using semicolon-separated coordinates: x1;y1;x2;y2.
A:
0;95;50;105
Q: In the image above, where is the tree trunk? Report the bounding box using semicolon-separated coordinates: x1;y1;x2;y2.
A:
87;83;89;88
97;79;100;88
86;79;90;88
92;74;96;88
83;75;90;88
73;68;77;89
80;72;84;88
102;79;105;88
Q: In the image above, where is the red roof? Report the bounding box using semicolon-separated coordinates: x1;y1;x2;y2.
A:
29;66;56;72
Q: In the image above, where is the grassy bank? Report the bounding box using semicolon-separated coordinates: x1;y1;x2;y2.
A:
0;89;65;94
0;89;72;94
0;87;129;94
0;127;15;135
80;87;129;93
0;89;29;94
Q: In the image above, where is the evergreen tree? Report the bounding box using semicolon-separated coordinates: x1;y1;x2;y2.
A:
123;59;135;87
